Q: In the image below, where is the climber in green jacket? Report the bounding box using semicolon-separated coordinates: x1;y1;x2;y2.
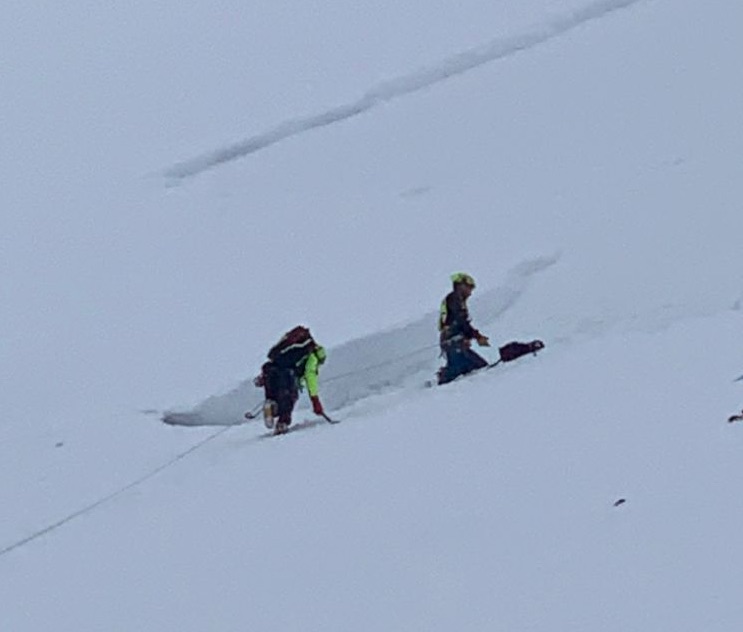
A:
254;326;327;434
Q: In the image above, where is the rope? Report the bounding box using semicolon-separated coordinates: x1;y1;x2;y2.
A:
0;425;232;560
322;342;440;384
0;341;456;558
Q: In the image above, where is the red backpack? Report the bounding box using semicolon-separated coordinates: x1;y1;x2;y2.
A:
268;326;317;367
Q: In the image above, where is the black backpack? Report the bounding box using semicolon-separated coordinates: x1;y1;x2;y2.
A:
268;326;317;368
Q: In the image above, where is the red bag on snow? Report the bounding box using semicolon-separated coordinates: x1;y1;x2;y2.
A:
498;339;545;363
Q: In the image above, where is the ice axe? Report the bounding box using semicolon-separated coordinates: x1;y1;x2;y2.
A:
320;412;340;424
243;401;263;420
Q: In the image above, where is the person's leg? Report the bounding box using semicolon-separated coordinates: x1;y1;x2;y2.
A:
260;363;280;428
461;348;487;374
263;362;279;402
439;345;465;384
274;368;297;433
438;344;487;384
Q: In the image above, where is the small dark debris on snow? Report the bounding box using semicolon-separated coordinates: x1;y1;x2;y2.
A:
728;409;743;423
613;498;626;507
55;442;64;448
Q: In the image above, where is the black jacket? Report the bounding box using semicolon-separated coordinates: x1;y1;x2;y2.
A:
439;291;481;345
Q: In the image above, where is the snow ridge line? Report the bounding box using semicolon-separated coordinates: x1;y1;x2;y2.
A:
164;0;647;181
160;253;560;426
0;426;232;560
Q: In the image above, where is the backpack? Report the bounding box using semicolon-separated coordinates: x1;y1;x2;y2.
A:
498;339;545;363
268;326;317;368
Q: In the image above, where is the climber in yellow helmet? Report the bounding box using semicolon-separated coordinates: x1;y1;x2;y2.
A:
437;273;490;384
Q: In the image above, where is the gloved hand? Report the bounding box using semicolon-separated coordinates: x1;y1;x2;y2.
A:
311;395;324;416
476;334;490;347
253;374;265;387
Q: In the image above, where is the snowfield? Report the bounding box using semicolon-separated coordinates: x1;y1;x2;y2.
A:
2;0;742;630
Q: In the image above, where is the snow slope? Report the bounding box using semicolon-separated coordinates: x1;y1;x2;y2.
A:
2;0;743;630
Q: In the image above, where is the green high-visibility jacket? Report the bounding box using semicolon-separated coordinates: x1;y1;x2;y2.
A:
299;347;324;397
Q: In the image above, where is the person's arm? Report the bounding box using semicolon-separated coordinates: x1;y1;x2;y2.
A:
452;296;489;346
304;351;325;415
439;296;449;332
303;352;320;397
447;295;478;339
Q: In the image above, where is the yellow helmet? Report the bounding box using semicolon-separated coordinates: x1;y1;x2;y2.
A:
451;272;476;288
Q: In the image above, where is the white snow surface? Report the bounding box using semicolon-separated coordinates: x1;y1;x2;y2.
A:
2;0;743;630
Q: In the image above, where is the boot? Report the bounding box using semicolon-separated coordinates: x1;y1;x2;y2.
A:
436;366;449;385
263;400;277;429
273;413;292;435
